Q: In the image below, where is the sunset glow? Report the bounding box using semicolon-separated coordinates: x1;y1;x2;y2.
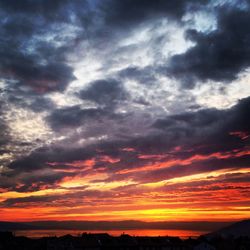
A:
0;0;250;229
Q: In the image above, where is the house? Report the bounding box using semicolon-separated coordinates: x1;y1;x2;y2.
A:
235;237;250;250
193;242;216;250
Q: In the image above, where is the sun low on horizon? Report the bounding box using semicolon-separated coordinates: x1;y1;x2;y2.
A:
0;0;250;224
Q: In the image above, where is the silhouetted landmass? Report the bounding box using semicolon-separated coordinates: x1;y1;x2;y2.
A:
0;221;38;231
0;231;250;250
207;219;250;238
1;220;250;249
0;220;232;232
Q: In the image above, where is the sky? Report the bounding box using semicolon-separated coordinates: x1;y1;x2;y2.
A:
0;0;250;223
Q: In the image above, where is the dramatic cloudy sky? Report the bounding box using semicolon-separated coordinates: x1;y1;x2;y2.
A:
0;0;250;223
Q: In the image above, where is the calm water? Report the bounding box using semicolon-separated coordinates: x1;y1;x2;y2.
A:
14;229;207;239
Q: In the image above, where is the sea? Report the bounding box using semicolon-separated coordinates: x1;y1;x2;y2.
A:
13;229;207;239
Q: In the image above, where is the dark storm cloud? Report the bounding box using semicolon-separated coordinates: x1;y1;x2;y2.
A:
46;102;130;132
26;96;55;112
154;108;222;130
79;79;129;107
0;0;218;97
0;102;9;147
3;96;249;192
168;4;250;87
103;0;208;28
162;98;250;159
0;171;68;193
0;32;75;93
7;145;94;173
100;97;250;182
153;96;250;153
47;106;108;131
2;77;56;113
0;170;75;192
1;0;250;194
13;174;73;193
1;195;60;207
0;0;68;15
103;151;250;184
1;189;114;208
134;155;250;184
6;138;132;176
12;97;250;170
0;0;83;95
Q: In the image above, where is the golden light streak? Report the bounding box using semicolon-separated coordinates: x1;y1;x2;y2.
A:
142;168;250;188
59;173;108;188
1;205;249;222
0;188;68;202
85;180;137;191
1;152;250;222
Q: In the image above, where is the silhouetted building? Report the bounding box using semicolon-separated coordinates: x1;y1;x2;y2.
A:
0;231;250;250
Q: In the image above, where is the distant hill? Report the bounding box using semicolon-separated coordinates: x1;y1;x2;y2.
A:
0;220;231;232
207;219;250;238
0;221;38;231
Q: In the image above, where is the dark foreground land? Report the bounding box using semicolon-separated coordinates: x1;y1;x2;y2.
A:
0;231;250;250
